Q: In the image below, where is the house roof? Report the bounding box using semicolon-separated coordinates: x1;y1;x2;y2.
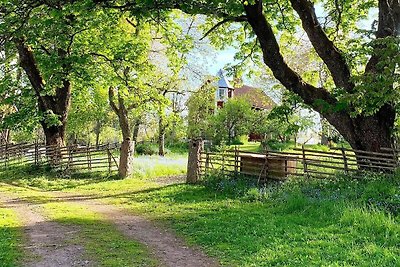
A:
217;69;234;89
234;85;275;110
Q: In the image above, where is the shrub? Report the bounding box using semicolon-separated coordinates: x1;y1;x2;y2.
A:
166;141;188;154
135;143;159;155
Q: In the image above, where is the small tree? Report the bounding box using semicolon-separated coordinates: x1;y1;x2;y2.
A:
211;98;255;145
186;79;216;140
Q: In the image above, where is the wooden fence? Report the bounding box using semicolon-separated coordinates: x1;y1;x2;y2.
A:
0;142;120;174
200;146;399;183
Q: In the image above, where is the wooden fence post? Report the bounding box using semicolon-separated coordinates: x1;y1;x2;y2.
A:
302;145;308;177
392;148;398;168
234;146;239;177
107;143;112;173
4;142;8;169
222;151;225;176
34;142;38;166
258;150;269;185
205;152;210;176
341;146;348;174
87;146;92;170
68;145;72;170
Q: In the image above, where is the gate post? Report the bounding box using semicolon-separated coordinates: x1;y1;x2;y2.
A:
187;139;204;184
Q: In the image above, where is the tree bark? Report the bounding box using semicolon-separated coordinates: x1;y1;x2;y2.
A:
109;86;135;178
119;139;135;178
187;139;203;184
16;40;71;148
42;124;66;147
132;118;141;143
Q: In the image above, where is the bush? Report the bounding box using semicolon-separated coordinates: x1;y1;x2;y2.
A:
135;142;159;155
166;141;188;154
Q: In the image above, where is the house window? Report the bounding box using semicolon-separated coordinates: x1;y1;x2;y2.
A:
218;88;225;99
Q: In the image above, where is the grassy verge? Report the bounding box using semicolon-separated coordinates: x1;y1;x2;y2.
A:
0;207;22;267
64;172;399;266
0;162;399;266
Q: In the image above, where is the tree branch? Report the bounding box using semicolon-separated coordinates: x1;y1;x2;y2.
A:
15;39;54;111
289;0;354;91
200;15;247;40
108;86;120;114
365;0;400;74
243;0;355;139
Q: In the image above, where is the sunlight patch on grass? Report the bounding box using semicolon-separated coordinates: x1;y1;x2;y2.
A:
132;155;187;179
0;207;22;267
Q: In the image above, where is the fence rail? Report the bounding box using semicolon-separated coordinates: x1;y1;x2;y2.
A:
200;146;399;183
0;142;120;174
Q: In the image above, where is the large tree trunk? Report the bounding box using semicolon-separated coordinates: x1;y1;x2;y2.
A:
42;124;66;147
109;86;135;178
187;139;203;184
119;139;135;178
16;40;71;149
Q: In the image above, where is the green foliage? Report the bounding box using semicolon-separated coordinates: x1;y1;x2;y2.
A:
210;97;255;145
166;141;188;154
187;79;216;139
346;37;400;116
264;91;315;142
135;142;159;156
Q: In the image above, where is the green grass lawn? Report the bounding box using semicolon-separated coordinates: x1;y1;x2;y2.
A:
0;207;22;267
67;174;399;266
0;154;399;266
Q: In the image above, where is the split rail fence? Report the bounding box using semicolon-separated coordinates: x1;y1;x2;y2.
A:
0;142;120;174
200;146;399;182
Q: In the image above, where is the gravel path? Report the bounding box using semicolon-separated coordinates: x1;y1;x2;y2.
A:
0;195;93;267
0;186;219;267
54;193;219;267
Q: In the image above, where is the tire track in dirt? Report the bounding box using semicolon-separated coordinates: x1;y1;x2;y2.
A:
55;193;220;267
0;194;93;267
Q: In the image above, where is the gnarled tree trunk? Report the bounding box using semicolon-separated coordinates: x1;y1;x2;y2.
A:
109;86;135;178
119;139;135;178
16;40;71;148
187;139;203;184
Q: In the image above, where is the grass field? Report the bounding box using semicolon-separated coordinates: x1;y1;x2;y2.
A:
0;153;399;266
0;207;22;267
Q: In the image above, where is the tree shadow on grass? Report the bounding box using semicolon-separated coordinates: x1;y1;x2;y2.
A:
0;165;120;191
